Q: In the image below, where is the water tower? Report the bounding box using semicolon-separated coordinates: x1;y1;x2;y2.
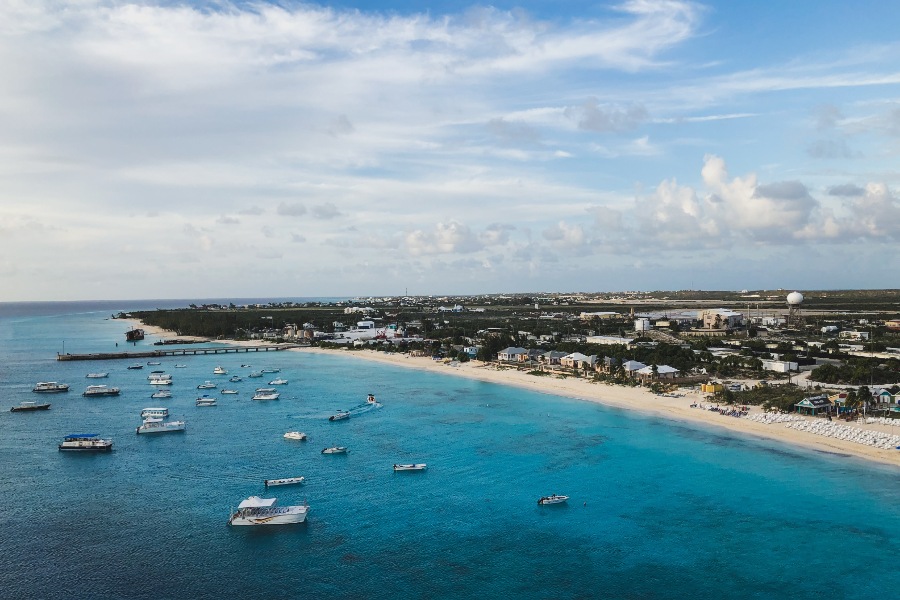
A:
786;291;804;328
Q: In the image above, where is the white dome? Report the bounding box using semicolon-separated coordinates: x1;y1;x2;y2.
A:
787;291;804;306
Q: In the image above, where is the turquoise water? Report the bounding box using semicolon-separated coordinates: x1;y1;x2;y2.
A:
0;304;898;599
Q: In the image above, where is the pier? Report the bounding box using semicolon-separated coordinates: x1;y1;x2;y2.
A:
56;344;303;361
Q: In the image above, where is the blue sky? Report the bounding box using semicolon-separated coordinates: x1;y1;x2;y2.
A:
2;0;899;301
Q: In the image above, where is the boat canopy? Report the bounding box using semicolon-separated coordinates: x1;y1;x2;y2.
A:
238;496;276;509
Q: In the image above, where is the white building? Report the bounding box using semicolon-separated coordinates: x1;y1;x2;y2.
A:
586;335;635;346
761;359;797;373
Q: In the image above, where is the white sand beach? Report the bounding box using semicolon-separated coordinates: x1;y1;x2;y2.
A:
293;346;900;468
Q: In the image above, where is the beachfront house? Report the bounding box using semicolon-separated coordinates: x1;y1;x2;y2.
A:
795;394;833;416
636;364;681;382
498;347;528;362
541;350;568;366
560;352;597;370
621;360;647;378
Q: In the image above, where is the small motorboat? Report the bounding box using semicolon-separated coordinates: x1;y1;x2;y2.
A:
252;388;280;401
329;410;350;422
321;446;347;454
229;375;242;382
537;494;569;506
32;382;69;393
197;381;217;389
221;389;238;395
240;364;251;368
86;372;109;379
174;364;187;368
11;401;51;412
141;407;169;419
248;371;264;378
136;417;186;434
283;432;307;441
261;368;280;373
264;476;305;487
147;361;161;366
196;395;217;406
366;393;377;404
127;364;144;370
393;463;426;472
150;390;172;399
213;366;228;375
269;378;288;385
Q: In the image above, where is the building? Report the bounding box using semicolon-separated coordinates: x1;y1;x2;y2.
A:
795;394;833;416
761;359;797;373
699;309;744;330
585;335;635;346
560;353;597;370
498;347;528;362
636;364;680;381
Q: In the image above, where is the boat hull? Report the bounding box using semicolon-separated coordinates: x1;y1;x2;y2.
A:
58;444;113;452
228;507;308;526
11;403;52;412
136;423;186;434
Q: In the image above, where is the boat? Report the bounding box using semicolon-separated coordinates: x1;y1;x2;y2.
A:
251;388;280;401
248;371;264;378
366;393;377;404
83;385;121;397
174;364;187;368
264;476;305;487
240;364;251;368
283;431;307;441
261;368;280;373
58;433;113;452
125;328;145;342
141;407;169;419
537;494;569;505
11;401;51;412
393;463;427;471
149;377;173;386
150;390;172;399
229;375;242;382
321;446;347;454
213;366;228;375
196;395;217;406
268;378;288;385
329;410;350;421
221;389;238;395
127;364;144;370
147;361;161;366
197;381;217;389
147;371;170;380
136;417;186;434
86;372;109;379
227;496;308;526
32;382;69;393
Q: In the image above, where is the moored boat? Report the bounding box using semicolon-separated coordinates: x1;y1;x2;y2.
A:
32;382;69;393
264;476;305;487
83;385;121;397
86;372;109;379
393;463;427;471
268;378;288;385
11;401;51;412
127;364;144;370
136;417;186;434
147;361;161;366
321;446;347;454
141;407;169;419
537;494;569;505
221;389;238;395
283;431;307;441
197;381;217;389
248;371;264;378
261;368;280;373
227;496;308;526
196;395;217;406
150;390;171;399
213;366;228;375
229;375;242;382
58;433;113;452
252;388;279;401
174;364;187;368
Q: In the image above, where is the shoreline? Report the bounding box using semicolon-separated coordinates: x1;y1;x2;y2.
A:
293;346;900;468
125;318;899;468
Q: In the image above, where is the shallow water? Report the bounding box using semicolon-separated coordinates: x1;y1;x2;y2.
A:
0;305;898;599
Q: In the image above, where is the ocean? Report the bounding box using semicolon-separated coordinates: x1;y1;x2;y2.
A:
0;302;898;599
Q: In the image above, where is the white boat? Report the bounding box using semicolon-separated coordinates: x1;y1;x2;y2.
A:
213;366;228;375
283;431;307;441
228;496;308;526
229;375;242;382
127;364;144;370
221;389;238;395
248;371;264;378
321;446;347;454
83;385;121;397
366;393;377;404
147;361;161;366
149;378;173;386
136;417;186;434
264;476;305;487
86;372;109;379
58;433;112;452
269;378;288;385
150;390;172;399
141;407;169;419
196;395;217;406
174;364;187;368
240;364;251;368
261;368;280;373
197;381;217;389
393;463;427;471
252;388;280;401
33;382;69;393
537;494;569;506
147;372;171;380
329;410;350;421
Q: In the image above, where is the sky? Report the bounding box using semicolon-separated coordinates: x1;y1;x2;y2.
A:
2;0;900;301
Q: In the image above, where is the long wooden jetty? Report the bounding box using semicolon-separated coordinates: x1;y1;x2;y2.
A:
56;344;303;361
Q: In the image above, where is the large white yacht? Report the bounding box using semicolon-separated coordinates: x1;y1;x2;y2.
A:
58;433;113;452
136;417;186;434
83;385;121;397
33;382;69;393
228;496;308;526
196;395;218;406
213;366;228;375
251;388;280;401
140;407;169;419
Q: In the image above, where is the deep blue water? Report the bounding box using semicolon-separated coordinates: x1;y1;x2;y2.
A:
0;305;898;599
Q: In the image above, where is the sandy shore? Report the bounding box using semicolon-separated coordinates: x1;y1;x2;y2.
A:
293;347;900;468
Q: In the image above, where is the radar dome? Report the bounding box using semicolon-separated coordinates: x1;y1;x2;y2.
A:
787;291;804;306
